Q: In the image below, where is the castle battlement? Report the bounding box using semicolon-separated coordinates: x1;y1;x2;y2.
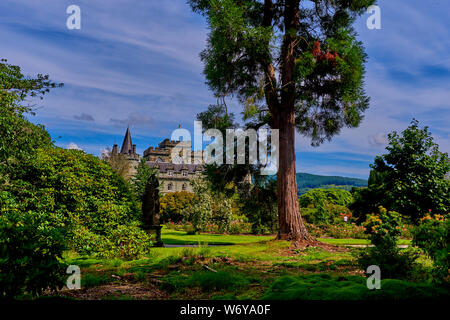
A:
113;128;205;194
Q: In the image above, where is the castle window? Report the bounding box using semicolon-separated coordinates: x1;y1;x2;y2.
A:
182;171;188;177
168;183;173;191
168;171;173;176
182;184;187;191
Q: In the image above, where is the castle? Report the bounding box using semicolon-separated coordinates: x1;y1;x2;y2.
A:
112;127;204;194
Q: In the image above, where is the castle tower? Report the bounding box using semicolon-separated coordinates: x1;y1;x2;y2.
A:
120;126;134;155
111;127;140;179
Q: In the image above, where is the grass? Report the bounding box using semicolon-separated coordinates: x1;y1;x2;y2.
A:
161;227;274;245
58;230;439;301
161;227;412;246
263;274;449;300
320;238;411;245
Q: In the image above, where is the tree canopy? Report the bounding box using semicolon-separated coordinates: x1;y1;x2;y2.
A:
189;0;375;241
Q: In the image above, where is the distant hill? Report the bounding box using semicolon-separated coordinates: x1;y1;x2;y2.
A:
267;172;368;195
296;172;367;195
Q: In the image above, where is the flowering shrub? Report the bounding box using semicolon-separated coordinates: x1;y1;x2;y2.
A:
304;222;367;239
357;207;419;279
413;213;449;282
364;207;403;249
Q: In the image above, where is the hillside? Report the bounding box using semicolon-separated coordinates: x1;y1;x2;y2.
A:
296;172;367;195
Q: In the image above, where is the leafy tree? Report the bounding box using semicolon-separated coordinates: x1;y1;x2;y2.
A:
184;179;213;233
413;214;449;282
0;59;65;297
239;176;278;234
160;191;195;223
211;191;234;233
197;104;257;196
0;192;66;298
130;157;159;200
189;0;374;241
299;188;353;208
299;188;353;224
358;207;419;279
368;120;449;222
0;59;60;186
101;148;133;180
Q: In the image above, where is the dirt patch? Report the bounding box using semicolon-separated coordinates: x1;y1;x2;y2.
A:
58;283;170;300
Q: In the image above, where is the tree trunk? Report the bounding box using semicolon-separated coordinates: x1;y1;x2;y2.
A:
275;108;313;241
271;0;313;242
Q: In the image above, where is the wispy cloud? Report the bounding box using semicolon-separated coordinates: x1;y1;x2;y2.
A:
74;113;94;121
1;0;448;179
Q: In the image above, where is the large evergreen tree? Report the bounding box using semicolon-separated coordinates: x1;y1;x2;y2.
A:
189;0;374;241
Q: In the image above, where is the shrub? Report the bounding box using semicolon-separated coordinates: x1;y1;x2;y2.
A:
183;179;213;233
71;223;152;260
357;207;419;279
28;148;147;259
211;193;233;233
100;224;153;260
299;188;353;208
227;216;252;234
304;222;367;239
323;223;367;239
0;192;66;298
239;178;278;234
299;188;353;225
160;191;194;223
413;213;449;282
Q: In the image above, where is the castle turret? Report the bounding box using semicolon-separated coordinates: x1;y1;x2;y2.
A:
112;144;118;155
120;126;134;155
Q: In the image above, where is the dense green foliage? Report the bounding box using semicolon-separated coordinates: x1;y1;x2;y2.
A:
413;214;449;282
300;188;353;208
160;191;195;223
182;179;234;233
189;0;374;144
130;158;159;200
0;192;66;298
295;173;367;195
0;60;152;297
358;207;419;279
263;274;448;300
299;188;353;225
183;179;213;233
352;120;449;222
0;59;66;298
239;177;278;234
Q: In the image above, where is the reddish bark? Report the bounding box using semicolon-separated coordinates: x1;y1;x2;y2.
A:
275;108;313;242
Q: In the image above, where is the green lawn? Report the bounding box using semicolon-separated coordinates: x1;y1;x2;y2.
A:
160;227;412;246
161;227;274;245
59;230;437;301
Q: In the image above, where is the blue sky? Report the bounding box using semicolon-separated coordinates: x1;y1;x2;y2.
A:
1;0;449;179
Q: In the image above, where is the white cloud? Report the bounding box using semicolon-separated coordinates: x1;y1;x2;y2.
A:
67;142;83;150
368;133;388;147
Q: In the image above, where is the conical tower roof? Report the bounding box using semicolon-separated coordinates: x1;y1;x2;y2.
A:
120;127;133;154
